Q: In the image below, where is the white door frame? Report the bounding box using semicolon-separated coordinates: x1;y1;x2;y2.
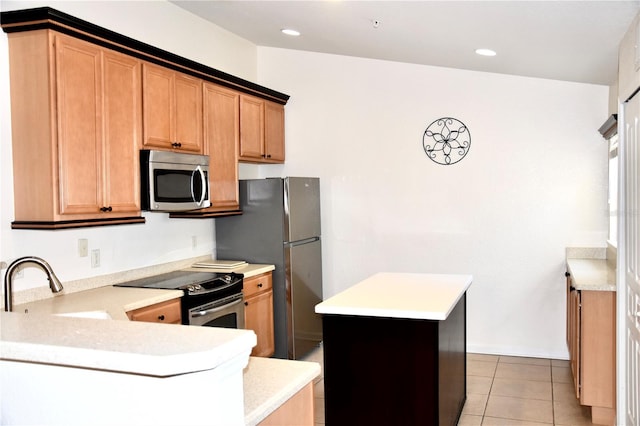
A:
617;90;640;426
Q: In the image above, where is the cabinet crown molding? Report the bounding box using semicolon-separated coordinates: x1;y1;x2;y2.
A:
1;7;289;105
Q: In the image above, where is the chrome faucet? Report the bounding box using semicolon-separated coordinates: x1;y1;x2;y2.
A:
3;256;64;312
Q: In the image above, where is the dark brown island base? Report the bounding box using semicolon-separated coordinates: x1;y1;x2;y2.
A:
315;272;472;426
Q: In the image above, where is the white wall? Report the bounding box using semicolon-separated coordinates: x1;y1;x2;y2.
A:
0;0;610;359
0;1;255;295
257;47;609;359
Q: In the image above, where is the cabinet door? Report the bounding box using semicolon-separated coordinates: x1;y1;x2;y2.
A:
239;95;265;160
142;63;173;150
245;290;275;357
127;298;181;324
142;63;203;153
174;73;203;152
264;101;285;162
55;34;103;215
103;50;142;213
569;288;581;399
203;83;239;210
580;291;616;409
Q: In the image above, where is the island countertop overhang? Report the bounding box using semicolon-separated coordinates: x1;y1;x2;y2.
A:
315;272;472;320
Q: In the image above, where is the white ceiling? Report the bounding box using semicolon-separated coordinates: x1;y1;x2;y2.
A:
170;0;640;86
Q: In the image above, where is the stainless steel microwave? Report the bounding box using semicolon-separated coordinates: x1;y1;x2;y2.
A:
140;150;211;212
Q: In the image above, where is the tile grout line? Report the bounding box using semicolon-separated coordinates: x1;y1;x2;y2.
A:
550;361;556;426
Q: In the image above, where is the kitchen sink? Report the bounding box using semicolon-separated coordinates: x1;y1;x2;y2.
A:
54;310;112;320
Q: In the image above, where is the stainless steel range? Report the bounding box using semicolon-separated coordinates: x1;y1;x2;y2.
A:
115;271;244;328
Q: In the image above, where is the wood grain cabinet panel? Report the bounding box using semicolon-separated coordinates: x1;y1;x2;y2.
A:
7;30;143;229
259;382;314;426
102;50;143;214
55;34;103;215
203;83;240;211
142;63;203;153
126;298;182;324
239;95;285;164
264;101;285;162
244;272;275;357
566;273;616;425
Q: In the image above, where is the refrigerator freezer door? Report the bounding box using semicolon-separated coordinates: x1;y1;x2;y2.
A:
285;238;323;359
284;177;321;243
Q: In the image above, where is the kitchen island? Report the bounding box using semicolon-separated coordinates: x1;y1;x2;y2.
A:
315;272;472;426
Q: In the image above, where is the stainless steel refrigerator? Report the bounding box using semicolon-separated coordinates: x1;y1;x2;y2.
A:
215;177;323;359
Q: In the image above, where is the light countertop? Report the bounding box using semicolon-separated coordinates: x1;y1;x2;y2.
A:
2;265;315;422
14;285;183;321
566;258;616;291
243;356;321;425
315;272;472;320
0;310;256;377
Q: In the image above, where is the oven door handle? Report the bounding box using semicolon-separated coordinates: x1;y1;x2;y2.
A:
191;298;244;318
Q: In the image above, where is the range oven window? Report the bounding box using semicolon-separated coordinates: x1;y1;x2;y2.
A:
201;312;239;328
186;292;245;329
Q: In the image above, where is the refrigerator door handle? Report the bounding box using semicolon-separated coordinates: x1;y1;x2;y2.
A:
284;237;320;248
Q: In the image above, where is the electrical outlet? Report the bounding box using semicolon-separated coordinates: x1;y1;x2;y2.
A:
91;249;100;268
0;261;7;270
78;239;88;257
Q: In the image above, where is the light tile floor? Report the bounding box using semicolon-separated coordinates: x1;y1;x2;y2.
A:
301;347;597;425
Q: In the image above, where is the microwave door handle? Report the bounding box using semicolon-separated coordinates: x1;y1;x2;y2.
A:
191;166;207;207
198;166;207;206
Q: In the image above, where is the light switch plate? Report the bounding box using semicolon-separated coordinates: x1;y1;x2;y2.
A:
91;249;100;268
78;239;88;257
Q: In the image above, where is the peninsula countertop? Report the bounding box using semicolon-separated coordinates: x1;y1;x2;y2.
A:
0;310;256;377
13;285;183;321
315;272;473;320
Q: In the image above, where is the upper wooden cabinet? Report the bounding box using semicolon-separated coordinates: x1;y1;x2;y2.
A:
265;101;286;162
2;7;289;226
203;83;240;212
240;95;285;163
7;30;144;229
169;83;242;219
142;63;203;153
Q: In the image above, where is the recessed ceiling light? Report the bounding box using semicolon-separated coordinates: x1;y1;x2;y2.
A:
475;48;497;57
281;28;301;37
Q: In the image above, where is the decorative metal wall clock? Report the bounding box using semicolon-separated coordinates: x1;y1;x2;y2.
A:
422;117;470;165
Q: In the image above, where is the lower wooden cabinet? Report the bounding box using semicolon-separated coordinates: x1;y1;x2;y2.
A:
565;272;616;425
244;272;275;357
259;382;314;426
126;298;182;324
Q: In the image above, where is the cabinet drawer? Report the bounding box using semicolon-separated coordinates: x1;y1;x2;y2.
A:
127;298;181;324
243;272;273;298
